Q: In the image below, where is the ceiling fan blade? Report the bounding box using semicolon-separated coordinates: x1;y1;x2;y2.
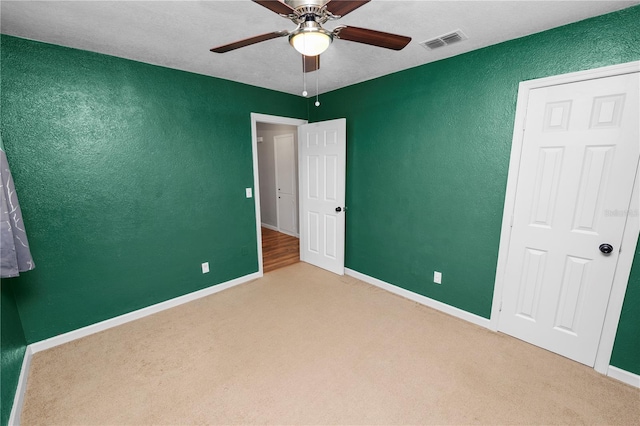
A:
303;55;320;73
211;31;288;53
325;0;370;17
334;26;411;50
252;0;295;16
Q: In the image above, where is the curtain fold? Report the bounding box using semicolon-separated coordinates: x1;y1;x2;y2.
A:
1;135;35;278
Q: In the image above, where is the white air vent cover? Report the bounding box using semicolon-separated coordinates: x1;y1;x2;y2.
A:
420;29;468;50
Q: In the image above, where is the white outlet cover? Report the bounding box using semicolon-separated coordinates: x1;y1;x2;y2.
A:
245;188;252;198
434;271;442;284
202;262;209;274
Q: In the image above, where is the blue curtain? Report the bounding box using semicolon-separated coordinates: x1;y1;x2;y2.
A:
1;135;35;278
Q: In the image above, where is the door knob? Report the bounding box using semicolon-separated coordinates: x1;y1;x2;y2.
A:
335;207;342;212
599;243;613;254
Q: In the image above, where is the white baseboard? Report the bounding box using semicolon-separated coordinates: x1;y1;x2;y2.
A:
278;230;299;238
12;271;261;423
8;345;33;426
30;271;261;353
261;223;299;238
261;223;278;232
607;365;640;388
345;268;640;390
10;266;637;425
345;268;491;329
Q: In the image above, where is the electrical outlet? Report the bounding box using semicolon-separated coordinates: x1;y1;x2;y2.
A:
202;262;209;274
434;271;442;284
245;188;252;198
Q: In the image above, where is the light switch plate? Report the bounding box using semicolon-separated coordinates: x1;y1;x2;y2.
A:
245;188;252;198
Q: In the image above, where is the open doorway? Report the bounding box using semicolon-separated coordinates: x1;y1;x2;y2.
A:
257;122;299;272
251;114;307;274
257;123;298;236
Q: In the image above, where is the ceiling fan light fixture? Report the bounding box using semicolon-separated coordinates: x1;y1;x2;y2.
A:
289;21;333;56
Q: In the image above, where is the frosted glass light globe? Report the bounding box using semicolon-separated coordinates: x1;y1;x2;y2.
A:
290;29;332;56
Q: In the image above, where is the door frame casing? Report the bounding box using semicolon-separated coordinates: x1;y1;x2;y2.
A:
250;113;307;275
490;61;640;374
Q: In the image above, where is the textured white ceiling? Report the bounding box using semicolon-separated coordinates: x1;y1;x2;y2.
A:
2;1;638;97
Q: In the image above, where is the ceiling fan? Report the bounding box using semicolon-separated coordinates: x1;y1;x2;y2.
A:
210;0;412;73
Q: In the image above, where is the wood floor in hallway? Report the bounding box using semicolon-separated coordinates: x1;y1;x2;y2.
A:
261;227;299;273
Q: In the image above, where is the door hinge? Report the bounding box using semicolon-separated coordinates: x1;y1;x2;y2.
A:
510;215;514;227
499;301;503;312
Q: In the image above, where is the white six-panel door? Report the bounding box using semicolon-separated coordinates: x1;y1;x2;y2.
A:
498;72;639;366
275;133;298;237
298;119;346;275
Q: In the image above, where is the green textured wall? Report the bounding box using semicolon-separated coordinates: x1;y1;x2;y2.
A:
0;35;305;343
1;10;639;417
309;6;640;374
610;248;640;373
1;281;27;425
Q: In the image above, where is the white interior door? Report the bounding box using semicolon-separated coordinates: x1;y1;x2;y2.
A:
498;72;639;366
275;133;298;237
298;118;346;275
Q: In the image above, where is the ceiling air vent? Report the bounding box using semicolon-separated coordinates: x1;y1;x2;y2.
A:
420;30;468;50
424;39;446;49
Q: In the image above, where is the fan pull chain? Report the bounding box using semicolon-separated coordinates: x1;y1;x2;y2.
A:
315;67;320;107
302;56;308;97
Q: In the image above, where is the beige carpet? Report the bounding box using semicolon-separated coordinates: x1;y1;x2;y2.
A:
21;262;639;425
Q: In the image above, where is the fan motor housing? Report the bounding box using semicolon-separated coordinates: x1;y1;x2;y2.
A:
285;0;329;24
285;0;327;10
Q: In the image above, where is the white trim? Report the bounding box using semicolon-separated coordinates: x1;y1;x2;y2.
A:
8;346;32;426
9;279;637;423
277;229;299;238
261;222;279;232
274;133;281;233
594;165;640;373
516;61;640;89
607;366;640;388
30;272;260;353
261;223;299;239
273;136;280;232
345;268;640;389
9;270;257;421
345;268;491;329
250;113;307;275
491;61;640;372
